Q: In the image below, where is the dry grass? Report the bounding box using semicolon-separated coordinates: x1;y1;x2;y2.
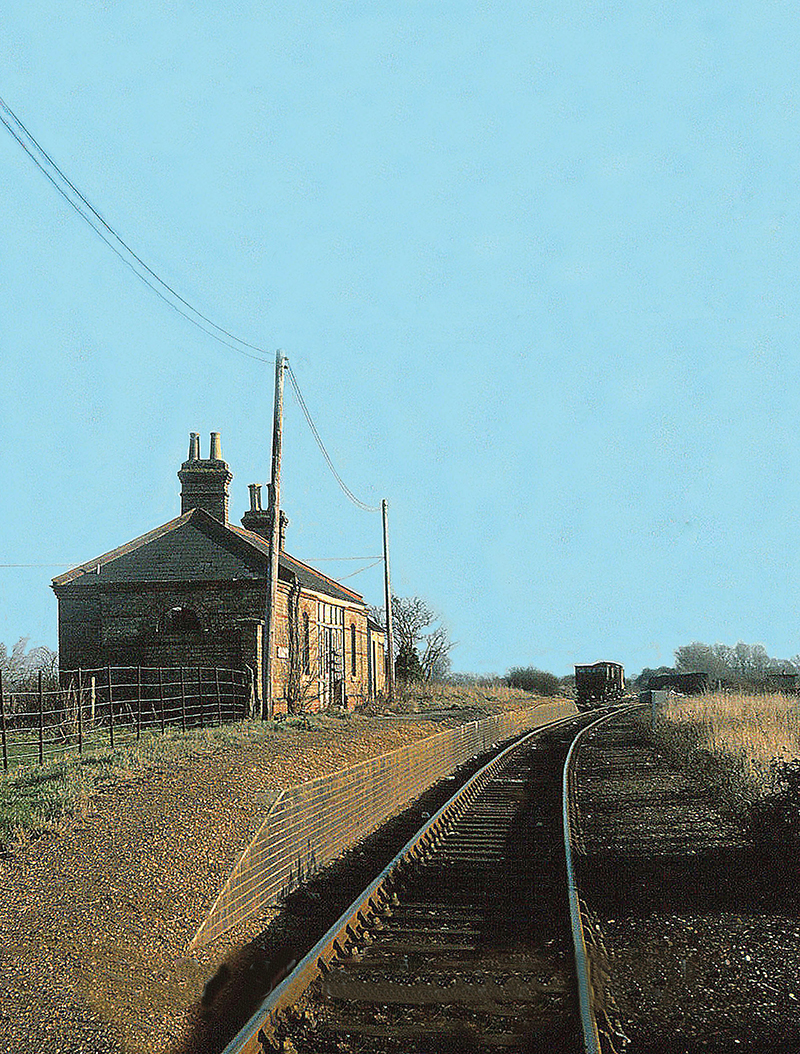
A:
653;691;800;806
379;680;543;715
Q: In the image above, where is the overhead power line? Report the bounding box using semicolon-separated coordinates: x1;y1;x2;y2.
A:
305;556;383;561
286;364;380;513
0;95;271;363
0;563;76;568
1;97;385;520
339;559;384;581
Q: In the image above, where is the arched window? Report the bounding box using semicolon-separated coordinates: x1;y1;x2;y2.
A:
350;623;357;677
161;606;202;634
303;612;310;674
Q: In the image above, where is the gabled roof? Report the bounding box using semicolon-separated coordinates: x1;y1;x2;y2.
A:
52;508;367;607
227;520;367;605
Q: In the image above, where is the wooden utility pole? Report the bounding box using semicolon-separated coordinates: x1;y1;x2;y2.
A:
382;498;395;703
262;350;287;720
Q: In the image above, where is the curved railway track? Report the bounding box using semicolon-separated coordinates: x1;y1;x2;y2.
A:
223;708;631;1054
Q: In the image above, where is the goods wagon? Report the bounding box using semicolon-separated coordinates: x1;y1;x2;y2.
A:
647;671;708;694
574;661;625;711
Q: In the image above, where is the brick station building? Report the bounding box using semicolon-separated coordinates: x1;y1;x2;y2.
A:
52;432;387;713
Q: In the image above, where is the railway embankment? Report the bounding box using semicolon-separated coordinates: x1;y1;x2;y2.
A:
575;708;800;1053
0;686;541;1054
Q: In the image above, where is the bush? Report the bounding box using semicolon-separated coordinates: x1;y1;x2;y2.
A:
505;666;560;697
395;642;424;684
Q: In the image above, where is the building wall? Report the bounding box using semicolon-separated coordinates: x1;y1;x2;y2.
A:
270;590;382;714
57;591;102;671
56;576;384;713
367;624;387;697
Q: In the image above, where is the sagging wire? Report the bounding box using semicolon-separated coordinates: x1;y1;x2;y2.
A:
286;364;380;513
0;95;271;364
338;559;384;581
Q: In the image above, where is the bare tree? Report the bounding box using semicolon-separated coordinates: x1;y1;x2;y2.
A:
370;596;454;683
286;577;320;713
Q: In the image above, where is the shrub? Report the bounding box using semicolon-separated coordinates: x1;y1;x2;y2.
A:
395;642;424;684
505;666;560;697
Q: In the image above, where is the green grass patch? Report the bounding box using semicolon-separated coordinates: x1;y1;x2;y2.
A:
0;718;302;851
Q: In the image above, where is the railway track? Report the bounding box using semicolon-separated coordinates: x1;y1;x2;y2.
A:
223;709;629;1054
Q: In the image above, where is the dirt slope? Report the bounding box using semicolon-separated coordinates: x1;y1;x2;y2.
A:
1;715;458;1054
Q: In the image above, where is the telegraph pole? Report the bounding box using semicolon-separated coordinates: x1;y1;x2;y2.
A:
382;498;395;703
262;350;287;719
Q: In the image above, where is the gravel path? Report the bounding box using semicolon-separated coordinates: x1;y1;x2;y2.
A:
1;715;456;1054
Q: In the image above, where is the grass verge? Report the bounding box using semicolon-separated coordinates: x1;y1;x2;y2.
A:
368;680;539;715
651;691;800;847
0;717;332;853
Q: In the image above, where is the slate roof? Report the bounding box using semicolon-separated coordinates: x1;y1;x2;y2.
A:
52;508;367;607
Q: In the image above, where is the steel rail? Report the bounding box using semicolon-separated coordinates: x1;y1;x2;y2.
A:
562;704;643;1054
221;710;583;1054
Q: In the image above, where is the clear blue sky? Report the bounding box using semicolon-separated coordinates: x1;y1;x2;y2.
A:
2;2;799;677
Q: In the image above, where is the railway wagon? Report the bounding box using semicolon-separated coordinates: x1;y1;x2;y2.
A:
647;670;708;694
574;660;625;710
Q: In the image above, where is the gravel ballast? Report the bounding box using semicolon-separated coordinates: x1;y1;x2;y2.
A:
575;708;800;1053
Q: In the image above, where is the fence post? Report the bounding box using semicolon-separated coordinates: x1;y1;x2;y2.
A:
0;669;6;772
215;668;222;726
158;668;165;734
136;667;142;741
77;669;83;755
107;666;115;750
90;675;96;725
180;667;187;733
38;670;44;765
197;667;204;730
245;665;254;719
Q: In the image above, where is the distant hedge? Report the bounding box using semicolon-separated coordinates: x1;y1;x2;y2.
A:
505;666;561;697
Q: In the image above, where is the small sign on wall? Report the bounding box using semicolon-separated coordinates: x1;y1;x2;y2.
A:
277;646;289;659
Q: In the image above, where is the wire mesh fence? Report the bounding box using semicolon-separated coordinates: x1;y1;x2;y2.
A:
0;665;253;770
192;697;575;946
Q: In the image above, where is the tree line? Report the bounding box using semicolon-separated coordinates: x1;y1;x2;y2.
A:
639;640;800;690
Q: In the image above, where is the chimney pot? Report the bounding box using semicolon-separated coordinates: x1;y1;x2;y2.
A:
241;482;272;537
179;430;232;522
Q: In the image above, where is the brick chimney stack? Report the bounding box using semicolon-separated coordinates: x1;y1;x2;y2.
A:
241;481;288;548
178;431;233;523
241;483;270;537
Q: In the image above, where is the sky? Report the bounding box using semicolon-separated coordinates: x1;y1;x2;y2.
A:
2;2;800;678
